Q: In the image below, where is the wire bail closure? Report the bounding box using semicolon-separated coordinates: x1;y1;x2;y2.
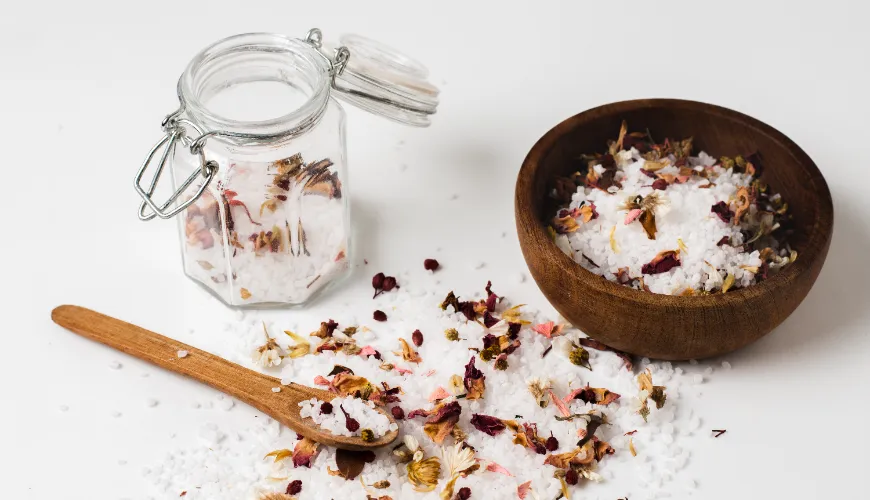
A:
134;28;352;222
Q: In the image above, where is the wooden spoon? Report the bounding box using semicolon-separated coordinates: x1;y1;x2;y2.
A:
51;305;398;451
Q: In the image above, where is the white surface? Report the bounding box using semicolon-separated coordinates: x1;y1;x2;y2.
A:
2;1;869;498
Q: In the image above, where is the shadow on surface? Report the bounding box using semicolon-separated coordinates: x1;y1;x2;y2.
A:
729;194;868;363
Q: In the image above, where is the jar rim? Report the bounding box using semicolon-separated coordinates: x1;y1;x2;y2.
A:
178;32;332;142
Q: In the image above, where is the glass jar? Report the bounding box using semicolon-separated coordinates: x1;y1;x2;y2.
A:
134;29;439;307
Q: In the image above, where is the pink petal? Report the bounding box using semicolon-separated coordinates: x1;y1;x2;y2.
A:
562;387;587;404
395;366;414;375
313;375;330;386
548;389;571;417
428;386;451;402
532;321;555;339
577;428;587;438
624;208;643;225
423;369;437;377
677;175;691;183
517;480;532;499
358;345;378;357
485;461;514;477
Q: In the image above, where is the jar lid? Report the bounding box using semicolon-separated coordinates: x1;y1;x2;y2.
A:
321;34;440;127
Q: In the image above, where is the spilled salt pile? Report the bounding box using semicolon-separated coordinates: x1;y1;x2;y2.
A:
299;396;395;438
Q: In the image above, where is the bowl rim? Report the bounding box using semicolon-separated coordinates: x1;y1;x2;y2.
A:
515;98;834;309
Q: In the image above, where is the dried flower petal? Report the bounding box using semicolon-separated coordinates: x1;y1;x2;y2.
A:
609;225;619;253
629;438;637;457
463;357;486;400
711;201;733;223
641;250;681;275
470;414;506;436
548;390;571;417
292;438;319;468
373;310;388;322
331;372;376;401
485;461;513;476
240;288;252;300
395;338;422;364
391;406;405;420
531;321;563;339
424;259;440;271
428;386;451;402
283;330;311;358
330;448;375;480
340;404;361;432
263;449;293;463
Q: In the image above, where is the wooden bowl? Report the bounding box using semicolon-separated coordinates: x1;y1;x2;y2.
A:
515;99;833;360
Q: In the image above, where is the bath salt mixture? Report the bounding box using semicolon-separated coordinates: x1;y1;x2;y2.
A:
143;269;726;500
299;396;396;438
550;122;796;295
181;152;349;305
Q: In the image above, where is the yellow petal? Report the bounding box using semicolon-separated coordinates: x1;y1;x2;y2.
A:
629;438;637;457
263;449;293;462
722;273;735;293
677;238;689;254
609;226;620;253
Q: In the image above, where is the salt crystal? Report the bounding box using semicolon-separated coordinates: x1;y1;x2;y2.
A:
177;350;189;358
692;374;704;384
271;387;281;393
703;366;713;375
721;361;732;370
109;361;122;370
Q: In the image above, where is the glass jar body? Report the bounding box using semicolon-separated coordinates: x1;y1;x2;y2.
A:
168;33;352;307
173;99;350;307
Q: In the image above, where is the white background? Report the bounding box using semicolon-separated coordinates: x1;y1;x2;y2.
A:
2;1;868;498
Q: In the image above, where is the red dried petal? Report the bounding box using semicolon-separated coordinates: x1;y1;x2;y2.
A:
639;168;657;178
711;201;733;223
482;312;500;328
470;414;506;436
320;402;333;414
457;487;472;500
717;236;731;246
391;406;405;420
565;469;579;485
424;259;440;271
641;251;681;275
652;178;668;190
546;434;559;452
372;272;385;289
373;310;387;322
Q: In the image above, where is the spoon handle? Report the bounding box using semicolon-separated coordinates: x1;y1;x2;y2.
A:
51;304;286;413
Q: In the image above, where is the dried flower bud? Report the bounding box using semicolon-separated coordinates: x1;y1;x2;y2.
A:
424;258;440;271
382;276;398;292
456;486;472;500
480;345;499;362
652;178;668;190
320;402;333;414
372;272;385;289
360;428;375;442
569;346;591;370
373;310;387;322
412;329;424;347
445;328;460;341
565;468;579;485
546;434;559;451
372;480;390;489
494;353;508;371
286;479;303;495
391;406;405;420
340;405;360;432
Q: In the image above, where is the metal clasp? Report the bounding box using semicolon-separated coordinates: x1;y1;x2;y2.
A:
134;110;218;221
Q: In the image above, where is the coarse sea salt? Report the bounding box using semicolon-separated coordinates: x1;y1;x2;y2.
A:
299;396;394;438
144;277;723;500
553;145;794;295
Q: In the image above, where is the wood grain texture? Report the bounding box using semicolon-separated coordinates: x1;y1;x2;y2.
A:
515;99;834;360
50;305;398;450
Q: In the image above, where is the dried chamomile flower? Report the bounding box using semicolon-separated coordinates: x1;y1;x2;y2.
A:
444;328;460;341
567;343;592;371
493;353;508;371
440;441;477;500
404;439;441;493
360;429;375;442
448;374;465;396
253;323;283;367
527;378;552;408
